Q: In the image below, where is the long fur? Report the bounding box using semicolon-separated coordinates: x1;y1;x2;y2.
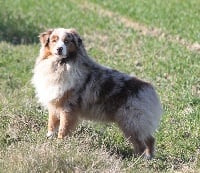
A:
32;28;162;159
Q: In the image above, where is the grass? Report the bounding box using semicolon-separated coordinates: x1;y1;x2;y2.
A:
0;0;199;172
90;0;200;43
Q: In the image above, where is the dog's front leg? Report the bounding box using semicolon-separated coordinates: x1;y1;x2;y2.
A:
47;109;60;138
57;110;78;139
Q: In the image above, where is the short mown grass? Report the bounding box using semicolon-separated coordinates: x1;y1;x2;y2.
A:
0;0;199;172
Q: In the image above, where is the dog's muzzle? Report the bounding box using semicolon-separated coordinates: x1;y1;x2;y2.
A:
57;47;63;55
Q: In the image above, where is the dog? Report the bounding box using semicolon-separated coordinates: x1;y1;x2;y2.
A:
32;28;162;159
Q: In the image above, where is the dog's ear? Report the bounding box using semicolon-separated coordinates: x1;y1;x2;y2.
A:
39;29;54;46
69;29;82;47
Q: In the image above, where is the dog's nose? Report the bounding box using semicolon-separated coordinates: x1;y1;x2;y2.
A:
57;47;63;55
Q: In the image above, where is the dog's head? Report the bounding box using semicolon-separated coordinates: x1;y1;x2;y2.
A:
39;28;82;60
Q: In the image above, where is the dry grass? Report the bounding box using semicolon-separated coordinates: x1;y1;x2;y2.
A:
1;137;123;173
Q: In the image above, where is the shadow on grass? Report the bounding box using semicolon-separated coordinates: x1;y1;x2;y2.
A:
76;124;135;160
108;145;134;160
0;11;41;44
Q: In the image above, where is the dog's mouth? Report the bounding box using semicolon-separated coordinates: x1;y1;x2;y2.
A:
54;52;65;56
59;57;68;64
54;52;70;65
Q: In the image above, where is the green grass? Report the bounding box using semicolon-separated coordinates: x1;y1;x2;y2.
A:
90;0;200;43
0;0;199;172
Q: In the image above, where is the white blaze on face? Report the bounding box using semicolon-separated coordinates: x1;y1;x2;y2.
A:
51;28;68;56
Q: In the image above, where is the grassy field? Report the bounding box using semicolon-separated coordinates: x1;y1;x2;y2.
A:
0;0;199;172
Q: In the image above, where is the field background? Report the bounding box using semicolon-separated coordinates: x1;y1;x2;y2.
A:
0;0;199;172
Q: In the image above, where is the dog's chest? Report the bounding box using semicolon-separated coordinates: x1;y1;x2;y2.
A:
32;62;75;106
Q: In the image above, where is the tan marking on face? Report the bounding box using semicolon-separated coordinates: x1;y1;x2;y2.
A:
50;35;59;43
43;46;52;58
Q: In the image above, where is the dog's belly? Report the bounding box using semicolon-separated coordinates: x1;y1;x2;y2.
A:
79;104;115;122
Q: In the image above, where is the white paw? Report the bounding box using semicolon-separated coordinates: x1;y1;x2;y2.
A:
46;131;55;139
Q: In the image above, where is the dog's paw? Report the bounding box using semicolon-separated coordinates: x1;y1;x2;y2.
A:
46;131;55;139
143;153;153;160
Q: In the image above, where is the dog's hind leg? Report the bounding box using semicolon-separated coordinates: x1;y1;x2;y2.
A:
144;135;155;159
117;119;155;159
125;132;155;159
131;136;146;156
117;123;146;156
130;135;155;159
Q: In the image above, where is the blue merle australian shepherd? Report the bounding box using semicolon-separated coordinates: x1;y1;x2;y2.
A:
32;28;162;159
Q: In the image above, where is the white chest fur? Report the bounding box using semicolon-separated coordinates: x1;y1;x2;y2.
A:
32;58;76;108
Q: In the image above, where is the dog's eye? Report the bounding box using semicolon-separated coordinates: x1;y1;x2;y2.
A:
51;39;57;43
64;40;68;44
